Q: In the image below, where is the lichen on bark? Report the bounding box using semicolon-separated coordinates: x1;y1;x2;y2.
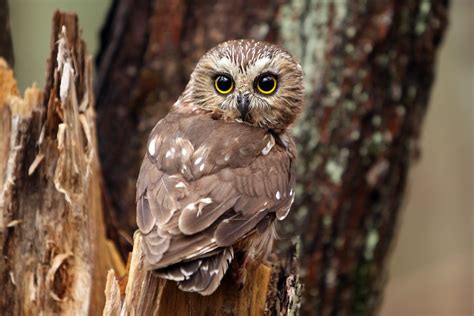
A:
278;0;449;315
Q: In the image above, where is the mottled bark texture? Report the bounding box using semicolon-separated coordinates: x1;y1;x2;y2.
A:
0;12;123;315
0;0;14;67
95;0;449;315
284;1;449;315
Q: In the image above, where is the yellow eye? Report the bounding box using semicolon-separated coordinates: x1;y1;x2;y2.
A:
214;75;234;95
256;74;277;95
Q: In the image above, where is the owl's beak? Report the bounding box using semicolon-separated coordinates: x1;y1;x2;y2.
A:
237;93;250;121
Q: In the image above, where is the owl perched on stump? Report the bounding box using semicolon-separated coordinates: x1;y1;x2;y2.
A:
136;39;304;295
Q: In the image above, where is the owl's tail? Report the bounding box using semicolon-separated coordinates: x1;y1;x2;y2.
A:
154;247;234;296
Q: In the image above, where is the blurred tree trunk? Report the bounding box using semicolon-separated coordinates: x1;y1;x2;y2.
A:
0;12;123;315
0;0;14;67
95;0;449;315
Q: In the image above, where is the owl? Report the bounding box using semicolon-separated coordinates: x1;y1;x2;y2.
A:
136;39;304;295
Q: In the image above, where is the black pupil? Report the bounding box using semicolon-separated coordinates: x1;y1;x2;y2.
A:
217;76;232;91
259;76;275;92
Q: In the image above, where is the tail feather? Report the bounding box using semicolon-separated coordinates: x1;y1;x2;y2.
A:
154;247;234;296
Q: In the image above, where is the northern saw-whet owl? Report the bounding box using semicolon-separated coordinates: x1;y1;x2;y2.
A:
137;39;304;295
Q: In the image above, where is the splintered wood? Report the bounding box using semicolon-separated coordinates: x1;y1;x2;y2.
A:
0;12;123;315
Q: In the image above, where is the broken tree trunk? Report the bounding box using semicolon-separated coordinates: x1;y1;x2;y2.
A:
95;1;449;315
0;12;123;315
103;233;301;315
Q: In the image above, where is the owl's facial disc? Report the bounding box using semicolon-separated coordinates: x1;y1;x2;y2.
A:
185;40;304;130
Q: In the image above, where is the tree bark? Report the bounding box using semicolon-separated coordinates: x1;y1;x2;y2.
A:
94;1;449;315
0;0;14;67
0;12;123;315
285;2;449;315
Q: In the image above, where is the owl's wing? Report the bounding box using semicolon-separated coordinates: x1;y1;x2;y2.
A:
136;110;295;294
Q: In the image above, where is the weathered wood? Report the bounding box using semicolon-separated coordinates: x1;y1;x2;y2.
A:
104;233;282;316
265;239;303;315
0;12;123;315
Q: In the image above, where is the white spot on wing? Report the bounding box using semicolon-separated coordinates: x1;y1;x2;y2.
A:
185;197;213;217
165;150;172;158
194;156;203;165
148;139;156;156
200;197;212;204
262;136;275;156
199;163;205;172
181;148;187;156
276;191;281;200
175;182;186;188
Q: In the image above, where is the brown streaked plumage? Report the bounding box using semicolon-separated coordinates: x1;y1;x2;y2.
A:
137;39;304;295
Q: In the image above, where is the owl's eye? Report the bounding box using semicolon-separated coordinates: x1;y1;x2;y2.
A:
214;75;234;95
256;74;278;95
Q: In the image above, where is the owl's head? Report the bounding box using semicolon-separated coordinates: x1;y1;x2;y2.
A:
183;40;304;131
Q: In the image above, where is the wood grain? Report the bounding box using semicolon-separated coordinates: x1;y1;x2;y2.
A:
0;12;123;315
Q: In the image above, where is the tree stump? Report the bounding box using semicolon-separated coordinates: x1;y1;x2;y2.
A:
103;233;302;315
0;12;123;315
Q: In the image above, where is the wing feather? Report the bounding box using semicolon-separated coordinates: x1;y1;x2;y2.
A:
137;111;296;295
214;210;269;247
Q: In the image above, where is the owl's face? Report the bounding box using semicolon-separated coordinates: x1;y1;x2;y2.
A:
183;40;304;130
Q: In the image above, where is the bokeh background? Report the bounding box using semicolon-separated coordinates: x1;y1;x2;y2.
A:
8;0;472;315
